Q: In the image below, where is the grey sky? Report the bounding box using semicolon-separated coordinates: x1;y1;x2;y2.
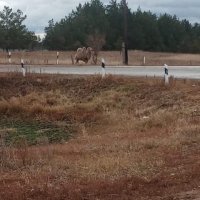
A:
0;0;200;36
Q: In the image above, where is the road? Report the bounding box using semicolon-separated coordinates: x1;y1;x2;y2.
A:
0;65;200;79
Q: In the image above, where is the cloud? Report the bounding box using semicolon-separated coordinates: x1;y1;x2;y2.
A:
0;1;10;9
0;0;200;33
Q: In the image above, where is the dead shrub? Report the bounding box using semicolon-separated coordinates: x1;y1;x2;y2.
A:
135;111;177;132
14;136;29;167
0;132;7;168
29;103;45;116
179;126;200;145
169;76;177;88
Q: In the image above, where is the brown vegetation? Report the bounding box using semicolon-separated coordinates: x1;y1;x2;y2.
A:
0;50;200;66
0;73;200;199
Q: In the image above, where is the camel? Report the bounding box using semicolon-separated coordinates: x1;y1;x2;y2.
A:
74;47;94;64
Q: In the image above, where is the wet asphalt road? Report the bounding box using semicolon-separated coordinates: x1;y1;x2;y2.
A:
0;65;200;79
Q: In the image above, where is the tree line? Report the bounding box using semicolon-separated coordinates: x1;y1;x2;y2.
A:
0;1;200;53
0;6;38;51
43;0;200;53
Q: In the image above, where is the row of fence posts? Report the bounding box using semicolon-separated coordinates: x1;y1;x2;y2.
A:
7;52;162;68
6;51;61;65
7;52;148;66
6;51;170;85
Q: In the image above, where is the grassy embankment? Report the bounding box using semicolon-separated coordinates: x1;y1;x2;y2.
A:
0;73;199;199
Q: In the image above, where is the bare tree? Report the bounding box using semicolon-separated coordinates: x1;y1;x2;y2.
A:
86;31;106;64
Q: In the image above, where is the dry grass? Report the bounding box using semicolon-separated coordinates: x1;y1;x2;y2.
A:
1;50;200;66
0;73;199;199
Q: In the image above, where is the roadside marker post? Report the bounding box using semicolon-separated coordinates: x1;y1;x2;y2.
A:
57;52;59;65
8;52;11;64
101;58;106;78
164;64;169;85
21;59;25;77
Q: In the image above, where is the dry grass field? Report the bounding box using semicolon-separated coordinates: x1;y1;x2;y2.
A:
1;50;200;66
0;73;200;199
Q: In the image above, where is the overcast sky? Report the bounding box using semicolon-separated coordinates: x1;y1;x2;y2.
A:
0;0;200;36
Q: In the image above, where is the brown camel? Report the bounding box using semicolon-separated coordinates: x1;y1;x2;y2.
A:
74;47;94;64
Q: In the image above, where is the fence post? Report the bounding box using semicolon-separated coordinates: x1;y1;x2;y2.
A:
8;52;11;64
143;56;146;66
71;55;74;65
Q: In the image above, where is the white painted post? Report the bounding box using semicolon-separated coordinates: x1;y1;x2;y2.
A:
143;56;146;65
101;58;106;78
56;51;59;65
8;52;11;64
21;59;25;77
164;64;169;85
